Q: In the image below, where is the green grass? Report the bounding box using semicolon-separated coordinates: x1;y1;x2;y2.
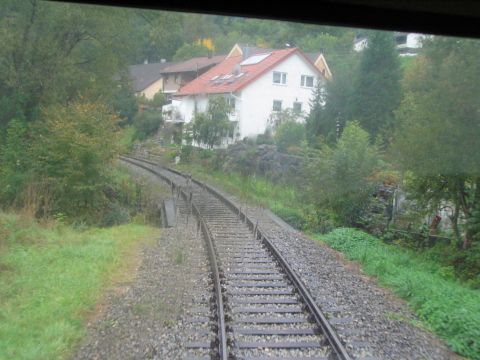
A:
0;212;157;360
317;228;480;359
176;163;307;229
400;55;416;71
119;125;137;152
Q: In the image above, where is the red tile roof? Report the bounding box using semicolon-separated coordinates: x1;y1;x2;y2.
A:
176;48;321;96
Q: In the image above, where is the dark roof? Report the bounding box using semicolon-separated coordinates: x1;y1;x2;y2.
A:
129;62;171;92
161;55;226;74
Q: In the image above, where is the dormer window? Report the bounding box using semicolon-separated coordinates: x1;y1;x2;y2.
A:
273;71;287;85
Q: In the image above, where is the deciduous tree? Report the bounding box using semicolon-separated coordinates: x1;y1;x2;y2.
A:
392;37;480;249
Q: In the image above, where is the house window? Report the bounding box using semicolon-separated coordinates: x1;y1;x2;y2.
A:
273;71;287;84
293;102;302;114
273;100;282;112
301;75;314;87
228;97;236;109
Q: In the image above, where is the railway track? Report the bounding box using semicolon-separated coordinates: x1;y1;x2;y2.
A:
120;155;351;360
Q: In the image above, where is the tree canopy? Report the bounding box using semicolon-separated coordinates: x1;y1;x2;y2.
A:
392;37;480;248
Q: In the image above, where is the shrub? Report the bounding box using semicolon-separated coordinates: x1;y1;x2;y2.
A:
0;119;32;204
275;205;306;229
180;145;193;163
30;100;121;221
133;110;163;140
101;202;130;227
305;121;380;227
274;120;306;152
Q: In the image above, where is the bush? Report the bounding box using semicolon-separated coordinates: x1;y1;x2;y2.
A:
256;131;274;145
180;145;193;163
101;202;130;227
0;119;32;204
274;120;306;152
275;205;306;230
305;121;380;227
30;100;121;221
133;110;163;140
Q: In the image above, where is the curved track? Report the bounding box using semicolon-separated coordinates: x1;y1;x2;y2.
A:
120;155;351;360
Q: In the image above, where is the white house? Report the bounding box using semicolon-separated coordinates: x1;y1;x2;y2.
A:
354;32;428;56
170;45;327;143
395;32;428;56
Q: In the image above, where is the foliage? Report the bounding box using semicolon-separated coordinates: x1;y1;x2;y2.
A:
305;56;359;146
305;122;380;226
101;201;131;227
268;108;301;130
319;228;480;359
392;37;480;249
0;211;156;360
173;42;211;61
150;92;167;109
110;75;139;126
274;120;306;152
0;1;136;137
30;100;121;220
352;31;402;140
133;109;163;140
180;145;194;163
132;9;183;63
0;119;32;204
255;130;275;145
191;96;234;148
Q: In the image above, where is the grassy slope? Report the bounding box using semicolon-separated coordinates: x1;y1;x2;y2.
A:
318;228;480;359
176;162;480;359
0;212;158;360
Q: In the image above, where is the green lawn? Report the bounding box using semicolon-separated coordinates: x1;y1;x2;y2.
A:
0;212;157;360
318;228;480;359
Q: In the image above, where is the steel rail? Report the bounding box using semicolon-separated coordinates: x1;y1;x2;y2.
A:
119;156;228;360
122;155;351;360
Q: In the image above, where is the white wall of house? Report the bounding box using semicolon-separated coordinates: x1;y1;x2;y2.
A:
406;33;425;48
177;94;209;122
237;52;322;138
